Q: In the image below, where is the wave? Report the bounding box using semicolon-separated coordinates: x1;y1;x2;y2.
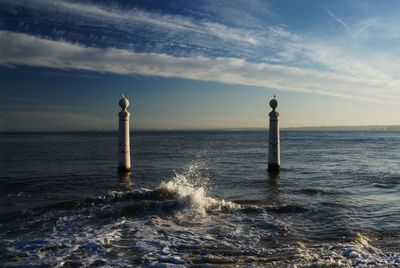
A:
293;233;400;267
105;166;240;218
1;162;399;267
296;188;337;195
2;162;241;226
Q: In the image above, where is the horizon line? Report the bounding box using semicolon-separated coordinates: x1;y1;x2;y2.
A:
1;124;400;133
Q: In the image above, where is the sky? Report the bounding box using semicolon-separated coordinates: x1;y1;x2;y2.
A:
0;0;399;131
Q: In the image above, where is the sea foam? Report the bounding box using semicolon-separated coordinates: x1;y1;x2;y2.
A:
158;163;239;216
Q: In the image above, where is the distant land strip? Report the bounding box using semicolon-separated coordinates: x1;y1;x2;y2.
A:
283;125;400;131
1;125;400;133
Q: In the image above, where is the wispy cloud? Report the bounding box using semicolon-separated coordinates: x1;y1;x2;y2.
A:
323;7;351;33
1;31;398;104
1;0;399;106
1;0;263;44
0;0;295;61
7;0;395;76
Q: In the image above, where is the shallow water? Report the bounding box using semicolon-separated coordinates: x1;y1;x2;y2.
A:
0;130;399;267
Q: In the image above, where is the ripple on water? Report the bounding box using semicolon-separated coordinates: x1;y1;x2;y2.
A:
1;162;399;266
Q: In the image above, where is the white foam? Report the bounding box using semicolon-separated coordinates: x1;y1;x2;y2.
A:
158;165;239;216
2;161;399;267
294;233;400;267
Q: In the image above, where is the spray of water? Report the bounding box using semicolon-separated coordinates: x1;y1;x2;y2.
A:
158;160;238;216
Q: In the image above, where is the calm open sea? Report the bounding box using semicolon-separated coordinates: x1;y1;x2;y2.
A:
0;131;399;267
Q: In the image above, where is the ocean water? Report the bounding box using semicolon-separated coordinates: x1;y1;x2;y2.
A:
0;130;399;267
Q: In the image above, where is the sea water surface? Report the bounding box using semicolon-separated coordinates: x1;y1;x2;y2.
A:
0;130;399;267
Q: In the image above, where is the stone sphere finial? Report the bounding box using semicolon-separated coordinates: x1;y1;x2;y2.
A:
270;98;278;110
119;95;129;109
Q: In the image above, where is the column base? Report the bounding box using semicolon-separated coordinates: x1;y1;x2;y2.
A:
268;164;280;172
118;166;132;173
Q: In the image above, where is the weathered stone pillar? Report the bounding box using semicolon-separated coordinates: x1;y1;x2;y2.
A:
118;95;132;172
268;97;280;172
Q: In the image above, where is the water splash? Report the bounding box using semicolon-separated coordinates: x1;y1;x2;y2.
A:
158;161;238;216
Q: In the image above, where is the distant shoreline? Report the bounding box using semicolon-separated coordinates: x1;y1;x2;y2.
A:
1;125;400;133
283;125;400;131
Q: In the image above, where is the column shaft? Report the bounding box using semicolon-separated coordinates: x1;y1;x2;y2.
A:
118;111;131;172
268;110;280;171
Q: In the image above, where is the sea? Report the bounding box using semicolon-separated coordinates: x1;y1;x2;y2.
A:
0;130;399;267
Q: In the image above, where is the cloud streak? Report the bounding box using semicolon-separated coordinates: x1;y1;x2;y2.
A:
323;7;350;33
3;0;398;83
1;0;264;44
0;0;297;62
1;31;398;104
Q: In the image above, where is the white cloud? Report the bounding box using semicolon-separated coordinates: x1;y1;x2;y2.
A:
1;0;262;46
0;0;303;65
1;31;399;104
353;16;400;41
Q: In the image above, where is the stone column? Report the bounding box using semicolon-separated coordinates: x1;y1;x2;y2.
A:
118;95;132;172
268;97;280;172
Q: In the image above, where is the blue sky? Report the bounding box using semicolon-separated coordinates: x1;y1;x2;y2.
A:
0;0;399;130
